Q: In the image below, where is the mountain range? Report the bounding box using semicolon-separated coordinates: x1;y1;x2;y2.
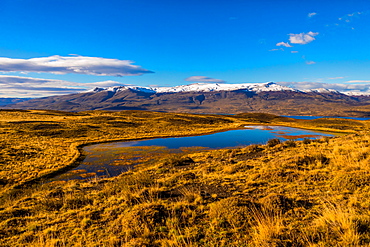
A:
4;82;370;117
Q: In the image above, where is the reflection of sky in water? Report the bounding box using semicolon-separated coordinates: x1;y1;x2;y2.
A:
52;126;334;181
85;126;333;151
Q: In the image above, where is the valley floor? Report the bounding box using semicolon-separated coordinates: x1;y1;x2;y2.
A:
1;110;370;246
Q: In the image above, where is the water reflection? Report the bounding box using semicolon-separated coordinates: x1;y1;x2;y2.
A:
51;126;334;181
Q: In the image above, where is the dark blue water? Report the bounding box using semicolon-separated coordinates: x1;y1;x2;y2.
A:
52;126;334;181
283;115;370;120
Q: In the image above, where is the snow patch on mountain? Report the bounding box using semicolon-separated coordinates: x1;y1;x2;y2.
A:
149;82;296;93
87;86;130;93
343;91;370;96
303;88;340;94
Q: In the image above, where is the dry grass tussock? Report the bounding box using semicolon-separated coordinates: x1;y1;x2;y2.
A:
1;110;370;246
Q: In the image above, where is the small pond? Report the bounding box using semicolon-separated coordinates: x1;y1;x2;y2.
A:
51;126;334;181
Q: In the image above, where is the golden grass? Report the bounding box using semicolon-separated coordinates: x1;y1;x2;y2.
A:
1;110;370;246
0;110;246;192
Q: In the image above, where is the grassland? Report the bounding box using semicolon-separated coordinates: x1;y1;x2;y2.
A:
1;109;370;246
0;109;246;191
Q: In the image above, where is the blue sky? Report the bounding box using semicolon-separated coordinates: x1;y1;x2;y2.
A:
0;0;370;97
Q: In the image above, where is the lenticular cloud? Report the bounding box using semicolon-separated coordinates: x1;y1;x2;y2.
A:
0;55;154;76
185;76;226;83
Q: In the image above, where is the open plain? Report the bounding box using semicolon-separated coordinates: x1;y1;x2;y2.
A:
1;110;370;246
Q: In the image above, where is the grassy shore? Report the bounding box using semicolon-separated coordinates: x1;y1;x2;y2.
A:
1;110;370;246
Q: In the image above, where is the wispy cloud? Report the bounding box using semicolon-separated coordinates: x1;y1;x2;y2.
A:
0;55;154;76
289;31;319;45
276;42;292;47
185;76;226;83
328;77;344;80
347;80;370;83
269;48;284;52
305;61;316;65
327;11;367;30
291;51;299;53
338;11;363;23
308;12;317;18
0;75;127;97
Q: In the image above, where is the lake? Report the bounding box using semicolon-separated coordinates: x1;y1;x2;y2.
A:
51;125;334;181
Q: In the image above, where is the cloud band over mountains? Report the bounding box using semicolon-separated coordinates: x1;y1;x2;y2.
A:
0;75;126;97
0;55;154;76
185;76;226;83
2;73;370;98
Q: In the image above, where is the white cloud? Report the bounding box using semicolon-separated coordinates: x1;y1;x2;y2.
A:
289;31;319;45
276;42;292;47
269;48;284;52
305;61;316;65
347;80;370;83
0;75;128;97
343;11;363;21
185;76;226;83
0;55;154;76
328;77;344;80
332;11;366;29
291;51;299;53
308;12;317;18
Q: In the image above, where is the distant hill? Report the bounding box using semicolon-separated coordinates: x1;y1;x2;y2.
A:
0;98;32;106
5;82;370;117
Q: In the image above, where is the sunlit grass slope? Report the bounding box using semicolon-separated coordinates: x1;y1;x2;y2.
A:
1;109;370;246
0;109;244;191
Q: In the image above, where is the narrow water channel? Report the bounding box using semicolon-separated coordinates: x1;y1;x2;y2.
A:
51;126;334;181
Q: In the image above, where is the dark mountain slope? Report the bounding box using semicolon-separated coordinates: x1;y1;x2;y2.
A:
5;88;370;117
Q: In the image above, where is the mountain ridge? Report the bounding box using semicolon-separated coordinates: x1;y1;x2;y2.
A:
4;82;370;117
87;82;298;94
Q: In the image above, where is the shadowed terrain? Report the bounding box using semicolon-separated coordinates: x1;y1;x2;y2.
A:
5;89;370;117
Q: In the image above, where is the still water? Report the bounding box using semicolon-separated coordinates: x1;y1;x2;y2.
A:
52;126;334;181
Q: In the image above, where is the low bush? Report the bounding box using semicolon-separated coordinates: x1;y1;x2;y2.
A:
267;138;281;147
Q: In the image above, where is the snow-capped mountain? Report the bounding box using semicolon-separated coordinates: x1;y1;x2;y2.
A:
87;82;362;95
88;82;298;94
5;81;370;117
